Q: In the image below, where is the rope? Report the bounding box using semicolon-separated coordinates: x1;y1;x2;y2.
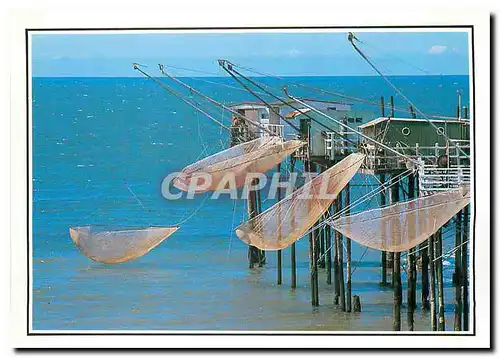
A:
348;34;469;158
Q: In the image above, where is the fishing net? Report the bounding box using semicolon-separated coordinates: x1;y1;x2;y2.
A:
235;153;366;250
173;136;306;193
69;226;179;264
330;186;470;252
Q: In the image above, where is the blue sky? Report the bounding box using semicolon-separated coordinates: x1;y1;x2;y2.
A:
31;31;470;77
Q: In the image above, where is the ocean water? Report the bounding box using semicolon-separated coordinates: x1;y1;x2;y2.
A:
32;75;470;331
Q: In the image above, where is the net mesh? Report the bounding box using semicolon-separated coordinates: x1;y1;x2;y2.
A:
330;186;470;252
173;136;306;192
235;153;366;250
69;226;179;264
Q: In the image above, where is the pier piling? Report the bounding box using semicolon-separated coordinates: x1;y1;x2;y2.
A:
345;183;352;312
436;228;445;331
390;175;401;330
407;174;417;330
429;234;437;331
276;163;282;285
454;210;463;330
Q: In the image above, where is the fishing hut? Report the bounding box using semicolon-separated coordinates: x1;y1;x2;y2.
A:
355;105;471;331
228;101;284;143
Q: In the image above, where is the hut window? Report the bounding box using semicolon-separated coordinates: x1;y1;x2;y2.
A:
401;127;411;136
437;127;445;136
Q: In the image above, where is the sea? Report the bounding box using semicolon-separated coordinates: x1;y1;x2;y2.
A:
32;75;470;331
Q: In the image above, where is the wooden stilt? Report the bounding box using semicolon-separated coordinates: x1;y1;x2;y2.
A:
306;160;319;306
407;174;416;331
326;206;332;285
454;210;463;331
462;206;469;331
290;157;297;289
276;163;282;285
345;182;352;312
429;234;437;331
436;228;445;331
256;186;265;267
421;242;430;310
333;197;340;305
247;179;260;269
380;174;388;286
390;95;395;117
338;188;346;312
390;175;401;331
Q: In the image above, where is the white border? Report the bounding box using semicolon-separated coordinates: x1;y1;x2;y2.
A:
10;6;490;349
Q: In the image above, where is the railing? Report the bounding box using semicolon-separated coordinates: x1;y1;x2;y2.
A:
324;131;358;159
261;123;284;138
360;141;470;172
418;164;471;195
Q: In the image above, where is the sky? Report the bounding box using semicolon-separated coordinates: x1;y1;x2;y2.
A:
31;31;470;77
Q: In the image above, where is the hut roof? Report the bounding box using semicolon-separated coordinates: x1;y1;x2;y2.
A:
358;117;470;129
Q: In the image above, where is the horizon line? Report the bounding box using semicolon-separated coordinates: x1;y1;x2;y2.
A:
31;73;470;79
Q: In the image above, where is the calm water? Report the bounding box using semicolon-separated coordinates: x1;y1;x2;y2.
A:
32;75;469;331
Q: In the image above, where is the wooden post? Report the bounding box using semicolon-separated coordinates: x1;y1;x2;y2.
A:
409;105;417;119
407;174;417;331
276;163;282;285
319;224;325;269
421;242;430;310
462;205;469;331
464;105;468;119
256;186;265;267
333;196;341;305
436;228;445;331
390;95;395;117
454;210;463;330
380;174;388;286
429;234;437;331
326;205;332;285
290;157;297;289
247;180;260;269
307;160;319;307
380;96;385;117
345;182;352;312
391;175;401;331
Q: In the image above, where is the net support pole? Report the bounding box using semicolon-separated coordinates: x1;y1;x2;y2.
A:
346;182;352;312
429;233;437;331
462;205;469;331
276;163;282;285
436;228;446;331
391;174;402;331
380;174;388;286
407;174;417;331
454;210;463;330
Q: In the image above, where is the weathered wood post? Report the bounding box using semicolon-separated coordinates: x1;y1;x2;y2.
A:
276;163;282;285
407;173;417;331
307;160;319;306
380;174;388;286
462;205;469;331
436;228;445;331
290;157;297;289
333;196;341;305
256;185;265;267
247;179;261;269
380;96;385;117
345;182;352;312
326;204;332;285
409;105;417;119
390;95;395;117
454;210;463;330
429;233;437;331
391;175;401;330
